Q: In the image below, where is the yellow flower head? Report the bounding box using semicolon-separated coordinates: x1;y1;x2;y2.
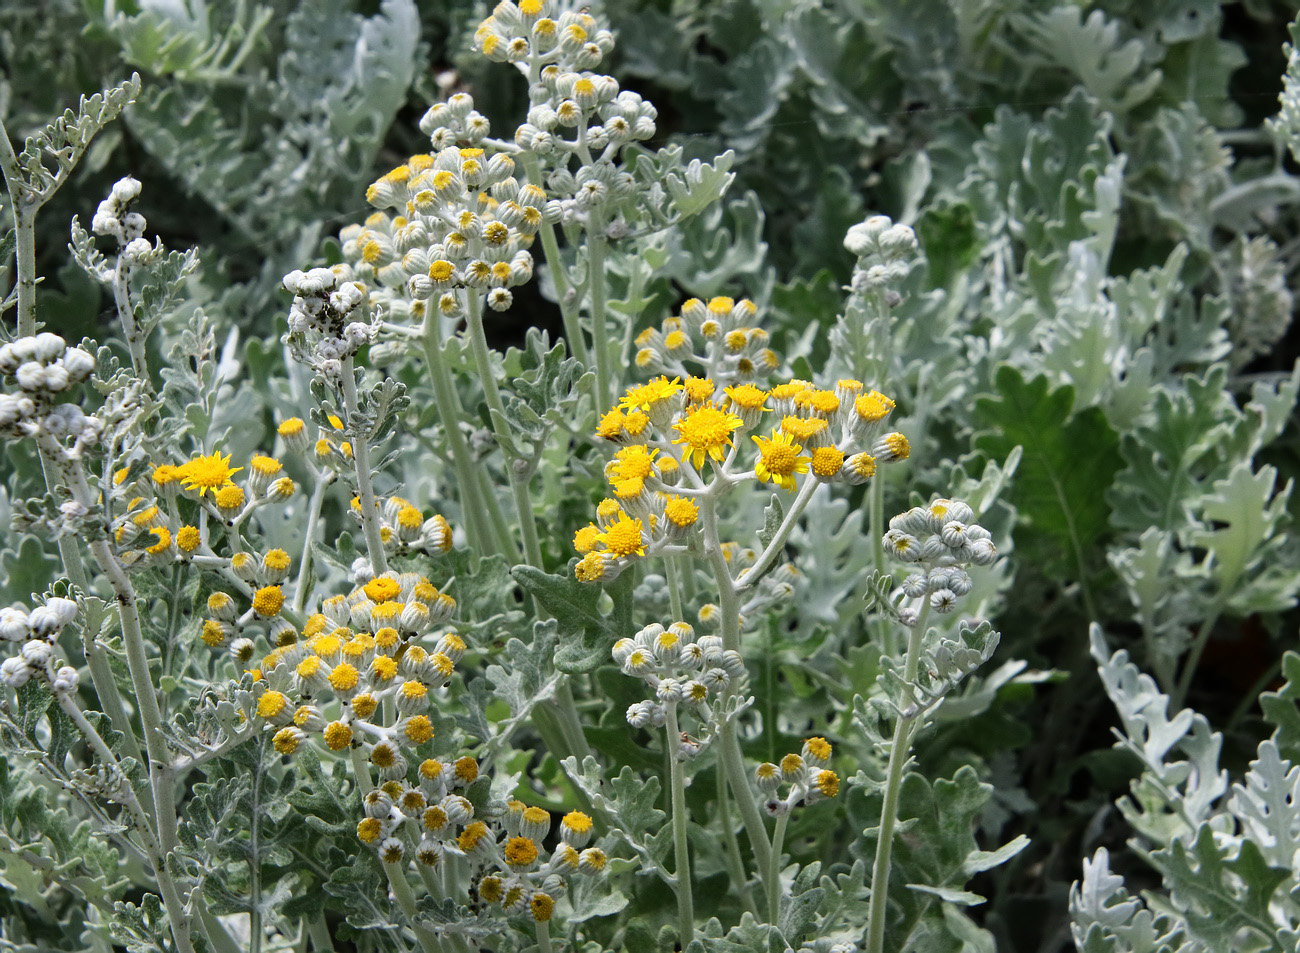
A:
363;576;401;602
673;401;743;469
573;523;601;554
595;514;646;558
180;452;242;496
619;376;683;413
176;525;201;552
752;431;809;491
504;835;539;868
663;495;699;529
252;585;284;617
610;445;658;484
723;383;769;415
683;376;715;404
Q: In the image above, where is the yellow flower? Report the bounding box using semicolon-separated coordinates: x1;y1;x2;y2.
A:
855;390;896;424
573;523;601;554
214;484;246;513
683;376;715;404
357;818;382;843
663;495;699;530
176;525;201;553
530;892;555;922
673;401;743;469
752;431;809;491
252;585;284;617
810;446;844;479
404;715;435;744
180;452;242;496
363;576;401;602
324;721;353;750
145;526;172;555
504;836;539;868
150;464;182;490
816;769;840;798
454;756;479;782
610;445;658;484
595;514;646;558
619;376;683;413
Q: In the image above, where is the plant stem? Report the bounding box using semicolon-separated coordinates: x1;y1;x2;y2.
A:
521;154;590;370
0;117;39;337
665;705;695;944
768;809;790;926
700;492;773;884
464;290;541;567
419;306;513;561
585;209;612;412
291;473;333;613
113;257;149;382
306;914;334;953
340;357;388;575
869;475;895;656
535;920;554;953
666;555;685;623
865;601;931;953
1172;588;1232;710
735;477;820;593
715;763;758;915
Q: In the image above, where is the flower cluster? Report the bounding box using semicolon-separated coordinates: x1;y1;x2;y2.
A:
346;493;454;559
247;570;460;766
0;596;80;692
885;499;998;617
0;334;98;443
574;374;909;582
283;267;377;377
843;214;919;294
471;803;608;923
754;737;841;817
632;296;780;386
109;447;294;566
354;142;538;320
89;176;159;266
614;621;745;754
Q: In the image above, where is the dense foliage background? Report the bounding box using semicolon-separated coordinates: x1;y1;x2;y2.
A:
4;1;1300;952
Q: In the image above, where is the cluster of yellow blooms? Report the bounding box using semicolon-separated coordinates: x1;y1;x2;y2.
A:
572;373;909;582
246;571;460;765
633;296;779;386
754;737;841;816
111;449;293;565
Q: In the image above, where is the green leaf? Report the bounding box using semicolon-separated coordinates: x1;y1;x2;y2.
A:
512;563;630;674
974;366;1122;585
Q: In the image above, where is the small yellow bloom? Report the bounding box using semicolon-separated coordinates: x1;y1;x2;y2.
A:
752;431;809;491
673;401;742;469
180;452;242;496
252;585;284;617
145;526;172;555
595;514;646;558
176;525;201;552
503;836;539;868
324;721;353;750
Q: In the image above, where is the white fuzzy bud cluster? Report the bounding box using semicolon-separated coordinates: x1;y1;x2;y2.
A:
632;296;779;388
844;214;918;293
475;3;615;72
419;91;491;150
91;176;147;247
614;621;744;757
282;267;376;376
0;334;101;452
0;597;81;693
884;499;998;616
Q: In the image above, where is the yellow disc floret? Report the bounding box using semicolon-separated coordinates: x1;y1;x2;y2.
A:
180;452;242;496
673;401;742;469
595;514;646;558
752;431;809;491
